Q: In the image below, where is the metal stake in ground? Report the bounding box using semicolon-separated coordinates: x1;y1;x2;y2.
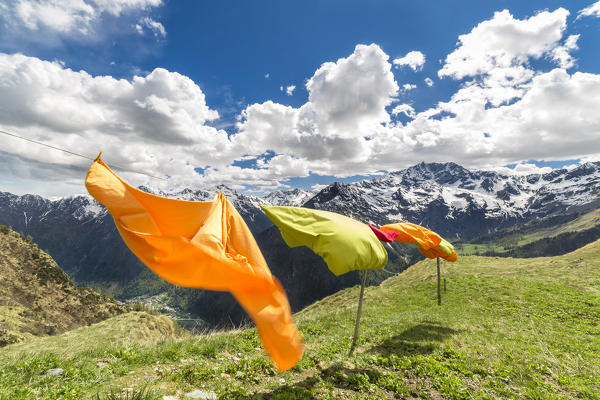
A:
437;256;441;306
350;269;368;355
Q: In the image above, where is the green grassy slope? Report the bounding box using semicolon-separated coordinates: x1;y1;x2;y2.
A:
0;225;128;346
1;241;599;399
461;208;600;256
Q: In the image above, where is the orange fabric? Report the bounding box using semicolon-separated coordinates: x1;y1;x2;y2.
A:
85;159;304;371
417;246;458;262
380;222;458;262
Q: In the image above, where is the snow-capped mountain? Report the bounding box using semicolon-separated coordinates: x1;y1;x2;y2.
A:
305;162;600;239
263;188;315;207
2;161;599;248
136;184;272;232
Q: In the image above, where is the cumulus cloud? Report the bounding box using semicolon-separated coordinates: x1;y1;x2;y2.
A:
550;34;579;69
393;50;425;71
402;83;417;91
492;162;554;176
0;0;164;40
439;9;570;79
424;77;434;86
285;85;296;96
578;1;600;18
2;7;600;197
367;67;600;170
302;44;398;138
231;44;399;175
136;16;165;37
165;154;310;191
361;8;600;171
391;104;415;118
0;52;232;188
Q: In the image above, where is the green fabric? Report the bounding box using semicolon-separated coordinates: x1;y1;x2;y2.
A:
437;238;454;256
261;205;388;276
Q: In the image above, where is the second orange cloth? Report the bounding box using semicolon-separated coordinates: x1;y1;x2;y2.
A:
379;222;458;262
85;158;304;371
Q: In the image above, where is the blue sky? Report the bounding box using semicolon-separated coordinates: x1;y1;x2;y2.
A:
0;0;599;197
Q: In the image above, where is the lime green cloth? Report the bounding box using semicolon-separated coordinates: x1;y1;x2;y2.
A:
261;205;388;276
436;238;454;256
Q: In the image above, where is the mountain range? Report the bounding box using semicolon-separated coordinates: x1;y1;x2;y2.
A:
1;161;599;324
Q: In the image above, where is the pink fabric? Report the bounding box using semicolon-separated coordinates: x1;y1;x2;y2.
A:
368;224;400;242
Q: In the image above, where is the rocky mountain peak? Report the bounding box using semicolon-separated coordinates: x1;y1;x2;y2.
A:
263;188;315;207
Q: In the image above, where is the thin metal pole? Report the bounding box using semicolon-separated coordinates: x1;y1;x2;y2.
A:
350;269;367;355
437;257;441;306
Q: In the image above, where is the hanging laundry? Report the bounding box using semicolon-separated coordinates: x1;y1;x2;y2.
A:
85;158;304;371
261;205;388;276
371;222;458;262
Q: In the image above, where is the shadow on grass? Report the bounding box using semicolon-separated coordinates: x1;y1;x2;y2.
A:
369;322;459;357
235;363;396;400
221;323;458;399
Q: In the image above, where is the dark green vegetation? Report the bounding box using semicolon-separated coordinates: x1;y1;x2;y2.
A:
0;225;128;346
1;239;598;399
461;207;600;258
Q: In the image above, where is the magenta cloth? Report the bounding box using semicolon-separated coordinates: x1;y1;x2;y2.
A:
368;225;400;242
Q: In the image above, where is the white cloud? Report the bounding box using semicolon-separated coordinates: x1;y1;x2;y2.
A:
0;52;232;187
491;163;554;176
231;44;398;176
2;7;600;197
0;0;164;38
402;83;417;91
360;8;600;172
551;34;579;69
367;67;600;170
311;183;328;192
286;85;296;96
264;73;270;79
391;104;415;118
15;0;96;34
136;16;165;37
302;44;398;139
578;1;600;18
424;77;434;87
91;0;162;15
439;9;569;79
393;50;425;71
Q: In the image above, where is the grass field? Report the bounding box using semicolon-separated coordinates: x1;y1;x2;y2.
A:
461;208;600;255
1;240;599;399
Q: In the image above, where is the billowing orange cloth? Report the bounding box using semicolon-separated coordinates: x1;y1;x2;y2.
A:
380;222;458;262
85;158;304;371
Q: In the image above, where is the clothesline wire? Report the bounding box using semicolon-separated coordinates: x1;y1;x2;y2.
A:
0;128;167;180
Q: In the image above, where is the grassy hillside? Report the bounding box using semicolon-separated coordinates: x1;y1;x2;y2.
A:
460;207;600;256
0;225;128;346
1;240;599;399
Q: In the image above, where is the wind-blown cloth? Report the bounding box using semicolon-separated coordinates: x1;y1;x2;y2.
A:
85;158;304;371
261;205;388;276
371;222;458;262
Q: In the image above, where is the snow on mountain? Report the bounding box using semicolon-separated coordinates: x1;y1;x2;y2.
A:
305;161;600;239
2;161;599;242
263;188;315;207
